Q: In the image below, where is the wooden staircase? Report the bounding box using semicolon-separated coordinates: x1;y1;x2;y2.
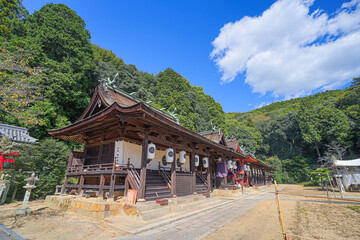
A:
196;173;209;194
145;170;172;201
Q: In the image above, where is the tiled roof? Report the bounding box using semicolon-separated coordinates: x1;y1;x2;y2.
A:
0;124;37;143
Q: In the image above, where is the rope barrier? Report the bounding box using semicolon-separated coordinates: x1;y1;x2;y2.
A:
270;191;360;203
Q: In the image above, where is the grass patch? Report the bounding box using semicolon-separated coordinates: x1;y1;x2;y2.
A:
299;181;317;187
347;206;360;213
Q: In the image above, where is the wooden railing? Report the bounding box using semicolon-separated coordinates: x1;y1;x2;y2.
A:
67;150;128;173
215;177;226;189
159;166;172;190
127;165;140;192
196;172;208;188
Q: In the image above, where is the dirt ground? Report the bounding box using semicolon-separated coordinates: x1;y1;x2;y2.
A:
0;185;359;240
0;200;126;240
206;184;360;240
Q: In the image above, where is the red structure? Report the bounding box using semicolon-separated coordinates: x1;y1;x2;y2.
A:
226;138;275;186
0;151;18;172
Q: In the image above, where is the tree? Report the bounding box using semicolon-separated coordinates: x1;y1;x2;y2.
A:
20;3;96;123
0;47;45;126
257;112;303;159
0;136;13;154
318;104;352;148
226;119;262;154
311;168;331;189
4;138;69;199
0;0;27;40
297;100;322;159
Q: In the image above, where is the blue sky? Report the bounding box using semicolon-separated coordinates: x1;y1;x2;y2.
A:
23;0;360;113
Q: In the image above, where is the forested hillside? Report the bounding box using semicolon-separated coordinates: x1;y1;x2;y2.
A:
226;84;360;183
0;0;359;194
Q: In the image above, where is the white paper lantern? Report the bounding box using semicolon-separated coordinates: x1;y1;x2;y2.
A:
179;150;186;164
203;157;209;168
194;154;199;167
166;148;174;163
147;142;156;160
227;160;233;169
232;161;237;169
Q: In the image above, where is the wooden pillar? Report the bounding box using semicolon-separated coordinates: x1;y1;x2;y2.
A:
207;160;211;192
171;147;177;196
61;149;74;194
224;173;228;188
78;175;84;196
138;134;149;200
263;170;266;185
109;144;118;199
254;167;257;185
98;174;105;198
190;150;196;193
250;165;254;186
124;176;129;197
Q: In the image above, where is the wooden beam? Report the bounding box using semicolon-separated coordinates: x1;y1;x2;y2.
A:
171;147;177;197
78;175;84;196
207;160;211;192
62;149;74;194
139;134;148;200
98;174;105;198
108;144;118;199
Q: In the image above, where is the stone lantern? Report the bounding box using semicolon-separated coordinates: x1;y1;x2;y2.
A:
17;173;39;215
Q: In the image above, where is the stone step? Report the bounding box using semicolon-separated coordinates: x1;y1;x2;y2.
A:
145;193;172;201
145;188;171;195
146;179;166;184
146;185;170;191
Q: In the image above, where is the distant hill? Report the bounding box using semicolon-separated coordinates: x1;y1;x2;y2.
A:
226;89;345;123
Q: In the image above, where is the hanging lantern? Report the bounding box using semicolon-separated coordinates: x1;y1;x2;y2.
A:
203;157;209;168
244;165;249;171
232;161;237;169
179;150;186;164
218;156;222;162
194;154;199;167
166;148;174;163
227;160;233;169
147;142;156;159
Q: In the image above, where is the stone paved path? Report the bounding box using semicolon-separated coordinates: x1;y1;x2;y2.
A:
0;223;26;240
117;188;277;240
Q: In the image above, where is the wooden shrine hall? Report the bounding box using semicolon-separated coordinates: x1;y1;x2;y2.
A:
48;82;274;202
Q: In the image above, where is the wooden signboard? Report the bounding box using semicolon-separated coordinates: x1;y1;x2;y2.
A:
125;189;137;206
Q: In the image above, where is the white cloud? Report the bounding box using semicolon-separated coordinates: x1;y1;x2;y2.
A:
255;102;271;109
211;0;360;99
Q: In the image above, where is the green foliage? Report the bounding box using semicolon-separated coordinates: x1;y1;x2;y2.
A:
348;205;360;213
225;118;262;154
0;0;27;40
310;168;331;185
260;156;292;184
0;136;13;154
4;138;69;199
0;47;46;126
257;112;303;159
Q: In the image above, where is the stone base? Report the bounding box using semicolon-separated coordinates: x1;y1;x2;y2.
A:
17;208;32;215
45;195;139;221
45;193;224;221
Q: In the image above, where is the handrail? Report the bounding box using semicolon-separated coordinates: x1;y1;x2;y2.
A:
127;167;140;191
196;172;208;188
215;177;226;189
159;166;172;189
